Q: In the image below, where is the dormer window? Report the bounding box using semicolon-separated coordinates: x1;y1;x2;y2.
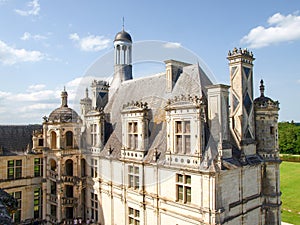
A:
165;95;206;167
121;101;149;160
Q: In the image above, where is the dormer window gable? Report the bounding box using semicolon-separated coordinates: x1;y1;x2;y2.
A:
121;101;149;160
165;95;207;168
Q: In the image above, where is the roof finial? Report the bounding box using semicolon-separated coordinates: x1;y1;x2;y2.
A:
122;17;125;31
63;86;66;92
85;87;89;98
260;79;265;97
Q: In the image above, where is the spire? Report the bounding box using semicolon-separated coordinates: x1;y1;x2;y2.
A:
61;87;68;107
85;87;89;98
260;79;265;97
122;16;125;31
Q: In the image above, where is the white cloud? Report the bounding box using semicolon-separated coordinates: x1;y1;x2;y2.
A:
21;32;47;41
163;42;182;49
15;0;40;16
19;103;58;113
241;12;300;48
0;40;44;65
0;76;109;124
69;33;111;52
27;84;46;92
0;90;10;97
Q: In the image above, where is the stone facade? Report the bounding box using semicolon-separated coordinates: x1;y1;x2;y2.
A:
0;29;281;225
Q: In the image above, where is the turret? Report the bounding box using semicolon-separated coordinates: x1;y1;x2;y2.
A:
80;88;92;118
254;80;281;224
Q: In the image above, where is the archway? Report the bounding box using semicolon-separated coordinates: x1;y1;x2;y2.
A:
65;159;73;176
50;131;57;149
66;131;73;147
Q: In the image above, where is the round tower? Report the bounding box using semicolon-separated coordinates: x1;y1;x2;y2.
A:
254;79;281;225
254;79;280;159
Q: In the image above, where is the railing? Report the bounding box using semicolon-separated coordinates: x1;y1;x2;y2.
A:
49;194;57;203
48;169;58;180
61;197;78;205
61;175;79;184
62;219;73;224
48;215;57;224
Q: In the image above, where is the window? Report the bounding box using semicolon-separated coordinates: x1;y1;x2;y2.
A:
91;192;98;222
175;121;191;154
90;124;97;146
91;159;98;178
128;165;139;189
50;181;56;195
128;122;138;149
65;185;73;198
176;174;191;203
66;131;73;147
7;160;22;179
34;188;42;219
270;126;275;135
38;138;43;147
11;191;22;223
128;207;140;225
34;158;43;177
50;204;56;217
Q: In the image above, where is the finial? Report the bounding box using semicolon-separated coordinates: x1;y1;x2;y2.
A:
260;79;265;97
122;17;124;31
85;87;89;98
63;86;66;92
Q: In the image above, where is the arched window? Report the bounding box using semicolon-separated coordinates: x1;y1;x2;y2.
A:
51;131;57;149
66;131;73;147
65;159;73;176
49;159;57;171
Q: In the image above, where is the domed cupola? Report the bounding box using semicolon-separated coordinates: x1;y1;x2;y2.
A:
254;80;279;109
114;30;132;43
48;88;79;123
111;24;133;92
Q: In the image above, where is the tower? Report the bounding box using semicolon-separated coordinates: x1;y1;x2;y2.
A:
254;80;281;224
80;88;92;117
90;80;109;110
112;26;133;88
227;48;256;155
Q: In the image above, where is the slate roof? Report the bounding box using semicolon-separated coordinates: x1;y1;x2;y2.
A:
0;125;42;155
101;64;214;164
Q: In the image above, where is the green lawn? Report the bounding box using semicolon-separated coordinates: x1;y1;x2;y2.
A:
280;161;300;224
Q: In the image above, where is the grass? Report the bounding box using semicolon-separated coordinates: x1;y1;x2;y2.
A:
280;161;300;224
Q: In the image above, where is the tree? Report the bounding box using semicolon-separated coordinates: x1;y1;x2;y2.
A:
278;122;300;154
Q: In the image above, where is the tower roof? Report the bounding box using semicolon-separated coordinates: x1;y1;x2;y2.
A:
114;30;132;43
254;80;279;109
48;89;79;123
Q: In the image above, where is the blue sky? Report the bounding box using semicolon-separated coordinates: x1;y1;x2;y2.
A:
0;0;299;124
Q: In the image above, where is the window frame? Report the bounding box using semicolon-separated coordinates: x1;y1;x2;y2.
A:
11;191;22;223
128;207;140;225
34;158;43;177
128;165;139;189
90;124;97;147
128;121;138;150
174;120;191;154
7;159;22;179
91;192;98;222
176;174;192;204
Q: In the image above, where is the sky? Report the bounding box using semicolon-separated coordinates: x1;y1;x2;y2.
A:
0;0;300;124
